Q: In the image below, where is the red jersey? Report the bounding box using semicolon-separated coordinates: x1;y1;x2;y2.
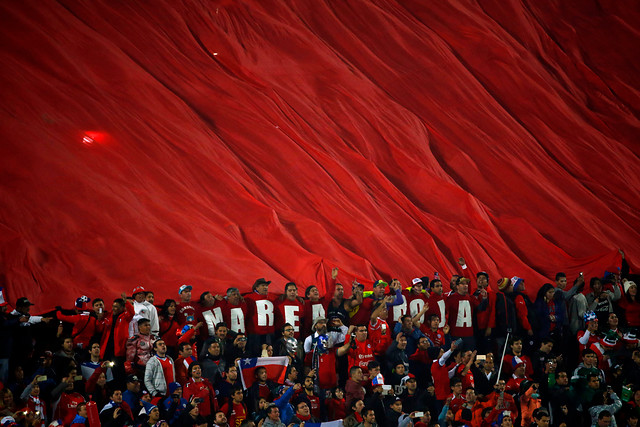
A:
56;312;97;349
346;336;376;372
577;330;600;353
421;327;446;347
98;302;135;358
449;393;466;415
221;401;247;427
159;315;180;349
176;301;198;326
431;359;456;400
502;354;534;378
302;278;336;335
183;378;217;417
54;392;85;426
456;364;474;391
199;301;226;339
446;293;480;337
222;300;248;334
158;355;176;385
390;290;429;326
368;318;392;355
275;298;305;338
175;355;196;386
304;348;338;389
425;293;447;328
244;292;278;335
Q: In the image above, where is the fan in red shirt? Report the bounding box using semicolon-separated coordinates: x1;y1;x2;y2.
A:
502;337;534;378
302;267;339;336
220;387;248;427
425;279;447;329
431;341;460;403
56;297;103;350
577;311;600;353
474;272;496;354
198;291;226;340
222;288;248;334
244;278;278;354
275;282;305;339
53;368;86;427
97;293;135;360
445;277;487;350
390;278;430;328
368;302;392;355
183;362;218;418
337;324;376;373
176;285;198;326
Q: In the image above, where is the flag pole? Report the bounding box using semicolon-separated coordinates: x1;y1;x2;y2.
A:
495;332;510;385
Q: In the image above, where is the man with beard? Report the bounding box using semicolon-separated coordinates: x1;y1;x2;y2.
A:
213;410;230;427
303;317;348;390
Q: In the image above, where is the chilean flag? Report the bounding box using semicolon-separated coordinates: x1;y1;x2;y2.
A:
236;356;289;389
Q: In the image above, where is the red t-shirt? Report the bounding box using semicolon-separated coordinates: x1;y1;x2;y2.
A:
368;318;392;355
183;378;217;417
446;293;479;337
198;301;226;339
421;327;446;347
54;392;85;426
157;355;175;386
244;292;278;335
176;301;198;326
349;297;376;326
222;300;248;334
221;401;247;427
275;299;305;338
425;293;447;328
346;336;376;372
431;359;455;400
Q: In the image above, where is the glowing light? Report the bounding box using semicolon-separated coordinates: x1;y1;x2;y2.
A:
82;135;95;145
213;52;218;56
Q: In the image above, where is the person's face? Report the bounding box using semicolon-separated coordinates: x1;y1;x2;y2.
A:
430;316;440;329
93;300;104;313
395;364;405;375
432;281;443;295
402;316;412;329
608;313;618;328
511;340;523;354
97;373;107;386
457;281;469;295
355;400;365;413
537;416;550;427
216;412;228;425
258;369;268;382
150;407;160;420
216;326;228;339
134;292;146;303
352;368;363;381
334;284;344;299
286;285;298;300
545;288;555;301
296;402;310;417
369;366;380;377
541;341;553;353
413;282;423;293
90;343;100;357
452;382;462;395
477;275;488;289
227;367;238;380
556;372;568;386
155;340;167;355
355;326;368;341
584;353;597;367
191;364;202;379
418;337;429;350
373;284;386;298
334;389;344;399
304;377;314;390
209;342;221;356
288;367;298;381
190;404;199;417
628;417;639;427
63;338;74;352
31;384;40;396
146;293;155;304
266;346;273;357
233;390;244;402
514;366;524;377
268;408;280;421
259;399;269;410
407;379;417;391
450;275;459;289
365;410;376;423
112;302;123;315
111;390;122;403
142;393;151;402
256;283;269;296
314;320;327;334
228;290;241;305
308;286;320;301
502;416;513;427
180;345;193;357
462;351;473;364
283;325;294;338
556;277;567;289
168;302;176;315
139;322;151;335
78;405;88;418
128;380;140;392
588;376;600;389
466;388;476;402
593;280;603;293
391;401;402;413
496;380;506;392
484;358;494;371
588;319;599;331
181;289;192;302
397;337;407;349
630;284;638;297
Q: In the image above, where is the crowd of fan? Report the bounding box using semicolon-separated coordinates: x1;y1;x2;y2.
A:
0;255;639;427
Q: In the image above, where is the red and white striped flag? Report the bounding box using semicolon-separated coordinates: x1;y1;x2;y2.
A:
236;356;289;389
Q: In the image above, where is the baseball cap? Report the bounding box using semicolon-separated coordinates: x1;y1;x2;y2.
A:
252;278;271;290
411;278;422;285
178;284;192;295
131;286;146;296
16;297;34;307
126;374;140;383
